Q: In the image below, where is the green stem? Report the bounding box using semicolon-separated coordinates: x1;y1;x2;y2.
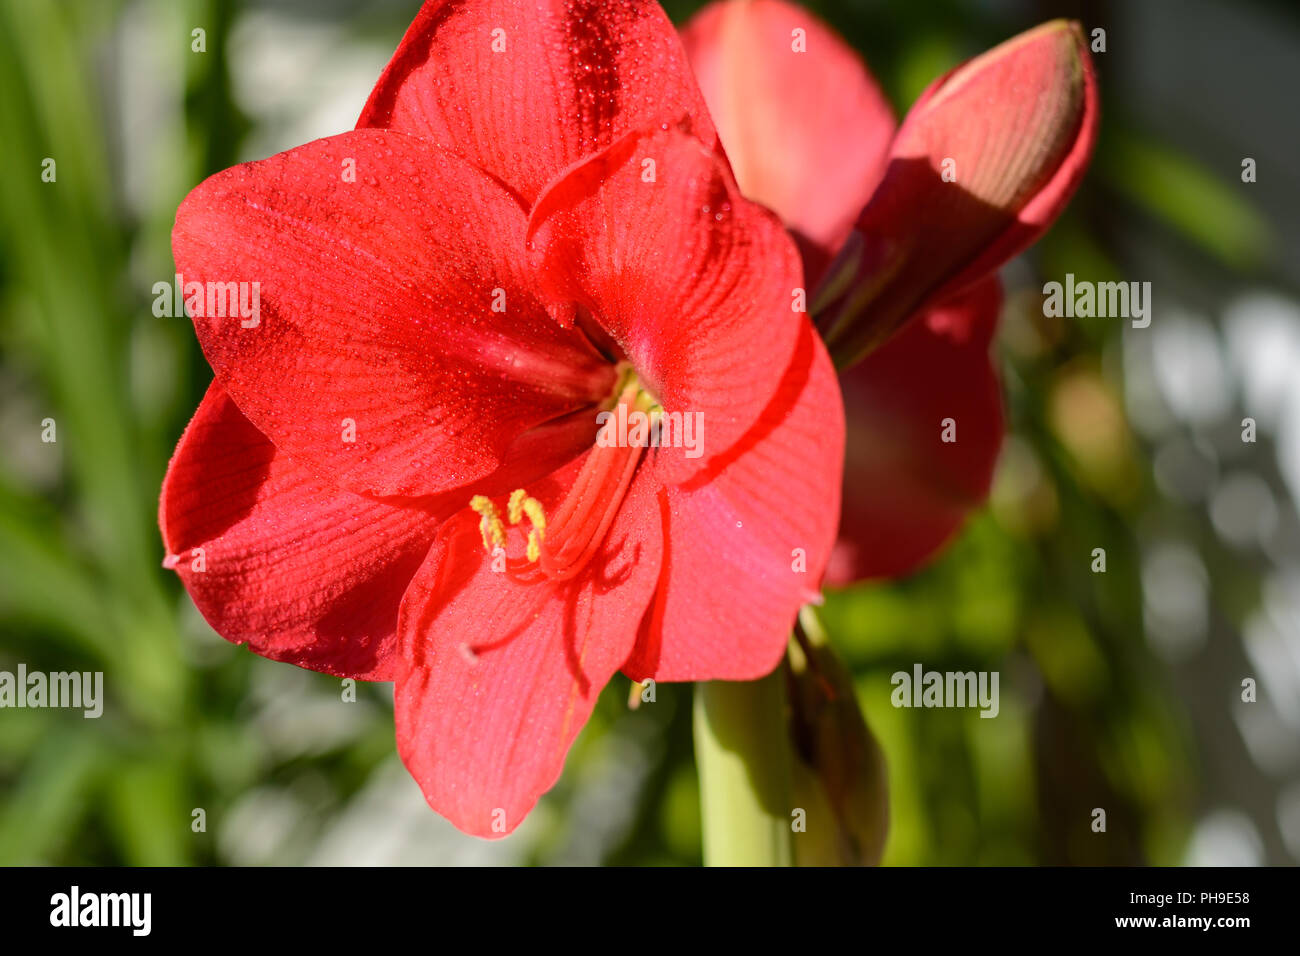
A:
693;671;794;866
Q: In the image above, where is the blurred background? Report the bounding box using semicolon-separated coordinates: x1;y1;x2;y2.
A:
1;0;1298;865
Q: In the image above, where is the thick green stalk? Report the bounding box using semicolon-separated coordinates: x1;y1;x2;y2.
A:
694;672;794;866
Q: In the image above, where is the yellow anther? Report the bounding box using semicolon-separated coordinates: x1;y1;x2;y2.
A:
469;495;505;552
507;488;528;525
471;489;549;562
505;489;547;542
521;497;547;538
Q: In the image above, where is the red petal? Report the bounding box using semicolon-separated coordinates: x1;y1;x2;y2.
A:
527;125;805;480
819;20;1098;366
681;0;895;285
827;278;1004;585
160;383;451;680
623;321;843;681
358;0;718;205
394;460;662;837
172;128;615;499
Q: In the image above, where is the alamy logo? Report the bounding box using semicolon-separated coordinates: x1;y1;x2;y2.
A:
596;403;704;459
891;664;1000;718
50;886;151;936
0;665;102;718
1042;273;1151;328
153;272;260;327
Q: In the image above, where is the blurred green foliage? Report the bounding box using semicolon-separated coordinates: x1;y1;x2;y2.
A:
0;0;1289;865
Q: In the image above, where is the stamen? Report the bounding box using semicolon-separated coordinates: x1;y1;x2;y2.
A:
538;391;644;582
469;495;505;551
507;488;528;525
468;488;548;561
521;497;547;536
462;376;654;580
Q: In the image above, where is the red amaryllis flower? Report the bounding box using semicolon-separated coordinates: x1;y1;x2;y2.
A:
161;0;842;837
681;1;1098;582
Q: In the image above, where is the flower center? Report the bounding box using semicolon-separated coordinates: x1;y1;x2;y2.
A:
467;367;656;582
